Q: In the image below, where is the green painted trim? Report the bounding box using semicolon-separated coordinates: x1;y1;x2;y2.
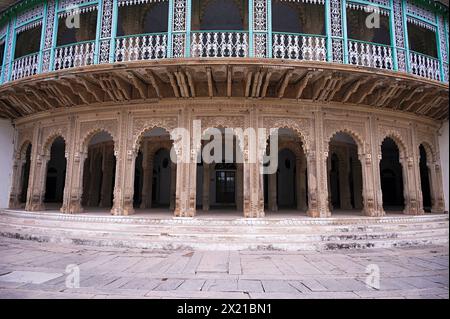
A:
409;49;439;61
325;0;332;62
248;0;254;57
347;38;392;47
37;0;48;73
0;23;10;83
389;0;398;70
7;17;17;81
109;0;118;63
54;39;96;49
445;16;449;64
273;31;326;38
435;11;444;82
167;0;174;58
116;32;169;39
185;0;191;58
342;0;348;64
94;0;103;64
192;30;249;34
267;0;272;58
406;12;438;27
49;0;59;71
401;0;410;72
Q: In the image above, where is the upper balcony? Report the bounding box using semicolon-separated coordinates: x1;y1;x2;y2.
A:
0;0;448;86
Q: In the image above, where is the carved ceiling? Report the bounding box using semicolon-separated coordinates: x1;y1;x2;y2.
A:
0;58;448;121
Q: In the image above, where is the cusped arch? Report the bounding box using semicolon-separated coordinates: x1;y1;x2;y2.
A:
418;141;437;164
264;118;310;154
17;140;32;160
278;140;305;160
81;128;116;154
380;133;408;159
134;126;173;153
42;133;67;157
327;128;365;155
132;118;178;152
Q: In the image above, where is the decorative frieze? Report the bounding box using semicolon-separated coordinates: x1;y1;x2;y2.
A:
406;0;435;22
15;3;44;26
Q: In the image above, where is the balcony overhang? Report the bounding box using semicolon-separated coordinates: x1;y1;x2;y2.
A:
0;58;448;121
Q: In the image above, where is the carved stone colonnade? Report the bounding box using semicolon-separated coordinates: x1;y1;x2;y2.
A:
8;101;446;218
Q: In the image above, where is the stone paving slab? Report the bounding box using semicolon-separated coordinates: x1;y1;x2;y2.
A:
0;237;447;299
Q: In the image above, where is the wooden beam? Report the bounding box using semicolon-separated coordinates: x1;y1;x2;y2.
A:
260;70;273;98
277;69;293;98
227;66;232;98
145;69;162;99
244;71;253;98
342;77;367;103
186;70;196;98
206;67;214;98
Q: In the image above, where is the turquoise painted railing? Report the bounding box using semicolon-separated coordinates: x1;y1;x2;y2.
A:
0;0;448;85
11;51;40;81
53;40;96;71
190;30;249;58
114;33;168;62
272;32;327;61
347;39;394;70
408;50;441;81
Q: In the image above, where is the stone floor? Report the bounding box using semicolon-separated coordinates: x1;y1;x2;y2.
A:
0;237;447;299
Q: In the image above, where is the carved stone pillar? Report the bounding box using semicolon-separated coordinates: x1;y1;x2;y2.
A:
399;156;423;215
352;157;363;210
202;163;210;211
242;109;264;218
326;155;333;211
359;153;382;217
295;157;306;210
429;162;445;213
140;142;151;209
174;110;197;217
268;171;277;212
174;156;197;217
111;111;134;216
26;153;50;212
65;150;88;214
9;155;26;209
100;146;114;208
306;151;321;217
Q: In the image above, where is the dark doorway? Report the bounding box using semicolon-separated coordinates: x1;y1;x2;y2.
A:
20;144;32;204
216;170;236;204
380;137;405;211
419;145;432;212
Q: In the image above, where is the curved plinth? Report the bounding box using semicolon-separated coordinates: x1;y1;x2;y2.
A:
1;209;448;251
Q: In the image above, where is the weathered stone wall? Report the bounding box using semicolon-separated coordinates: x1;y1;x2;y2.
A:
0;119;14;208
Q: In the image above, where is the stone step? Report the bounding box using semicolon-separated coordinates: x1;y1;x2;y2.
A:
0;221;447;250
0;224;447;251
0;210;447;233
0;209;447;251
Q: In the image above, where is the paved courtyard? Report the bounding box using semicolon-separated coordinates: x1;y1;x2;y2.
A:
0;237;448;299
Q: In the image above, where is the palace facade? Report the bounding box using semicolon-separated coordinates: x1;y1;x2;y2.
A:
0;0;448;218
